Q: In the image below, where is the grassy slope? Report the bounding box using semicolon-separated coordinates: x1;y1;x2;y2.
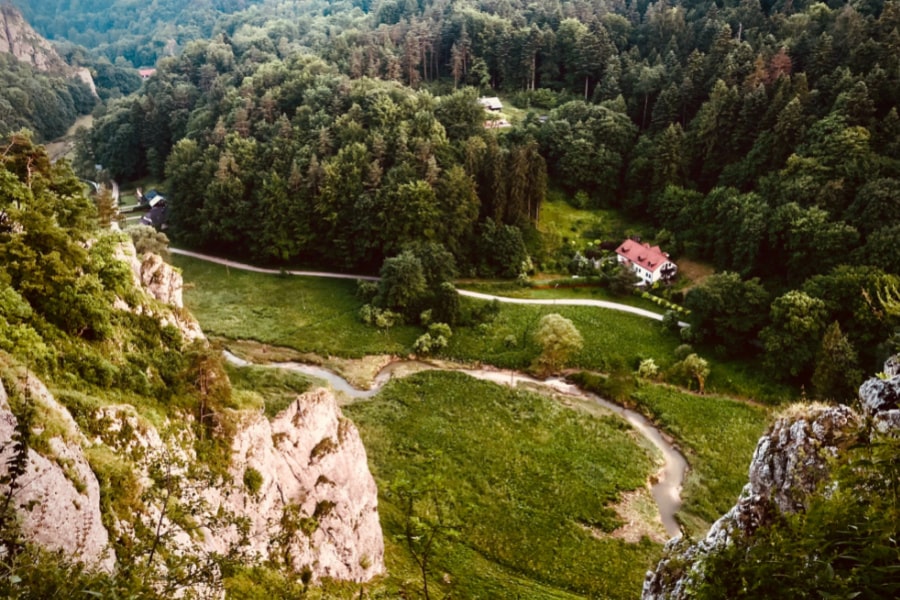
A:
629;385;770;533
345;371;660;599
538;191;653;250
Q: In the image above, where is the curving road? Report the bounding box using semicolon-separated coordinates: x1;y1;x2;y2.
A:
457;288;671;321
171;248;677;322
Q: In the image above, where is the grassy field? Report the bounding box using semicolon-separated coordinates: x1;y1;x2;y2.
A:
628;384;770;533
177;255;688;375
445;298;682;372
174;256;421;356
345;371;661;599
177;255;790;402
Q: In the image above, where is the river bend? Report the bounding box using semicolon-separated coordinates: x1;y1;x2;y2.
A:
225;351;687;538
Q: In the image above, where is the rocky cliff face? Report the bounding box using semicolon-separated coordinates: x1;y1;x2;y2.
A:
642;360;900;599
0;5;68;72
115;241;205;342
0;5;97;92
88;387;385;587
208;389;384;581
0;247;384;591
0;373;114;571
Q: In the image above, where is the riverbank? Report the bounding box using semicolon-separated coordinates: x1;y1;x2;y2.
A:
225;349;688;538
227;352;669;599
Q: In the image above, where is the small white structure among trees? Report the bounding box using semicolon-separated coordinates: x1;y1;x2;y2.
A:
477;96;503;111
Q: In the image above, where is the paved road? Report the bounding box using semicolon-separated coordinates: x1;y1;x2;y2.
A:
171;248;682;323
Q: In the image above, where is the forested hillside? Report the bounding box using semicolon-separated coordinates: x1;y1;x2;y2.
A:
11;0;263;67
0;5;141;140
4;1;900;597
0;53;95;140
76;0;900;388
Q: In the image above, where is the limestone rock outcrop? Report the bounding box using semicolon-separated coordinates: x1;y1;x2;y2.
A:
858;375;900;433
0;373;114;571
114;240;204;342
0;5;97;93
86;386;384;586
0;247;383;592
642;358;900;600
209;388;385;581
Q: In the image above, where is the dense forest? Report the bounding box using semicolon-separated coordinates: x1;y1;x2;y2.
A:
0;52;96;140
70;0;900;383
0;3;143;141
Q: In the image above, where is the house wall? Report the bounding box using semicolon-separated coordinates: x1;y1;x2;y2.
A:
617;255;676;284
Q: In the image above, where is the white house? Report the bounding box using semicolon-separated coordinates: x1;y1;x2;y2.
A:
615;241;677;284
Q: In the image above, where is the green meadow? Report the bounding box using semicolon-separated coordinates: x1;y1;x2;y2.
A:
345;371;661;599
628;385;770;532
175;255;681;372
177;253;774;595
174;256;421;356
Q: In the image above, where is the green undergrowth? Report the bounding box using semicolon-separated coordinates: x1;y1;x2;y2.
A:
627;384;770;534
225;363;312;418
345;371;661;599
539;191;651;247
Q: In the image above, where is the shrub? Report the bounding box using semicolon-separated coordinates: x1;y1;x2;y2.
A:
127;224;170;260
674;344;695;361
662;310;682;334
359;304;402;329
414;323;452;356
356;280;379;302
637;358;660;380
243;467;263;495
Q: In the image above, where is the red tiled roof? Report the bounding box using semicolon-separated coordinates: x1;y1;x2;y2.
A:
615;241;670;273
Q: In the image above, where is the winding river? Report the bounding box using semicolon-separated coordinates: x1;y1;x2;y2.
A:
225;351;687;538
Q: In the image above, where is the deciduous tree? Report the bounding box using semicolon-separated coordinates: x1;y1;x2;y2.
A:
533;313;583;374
